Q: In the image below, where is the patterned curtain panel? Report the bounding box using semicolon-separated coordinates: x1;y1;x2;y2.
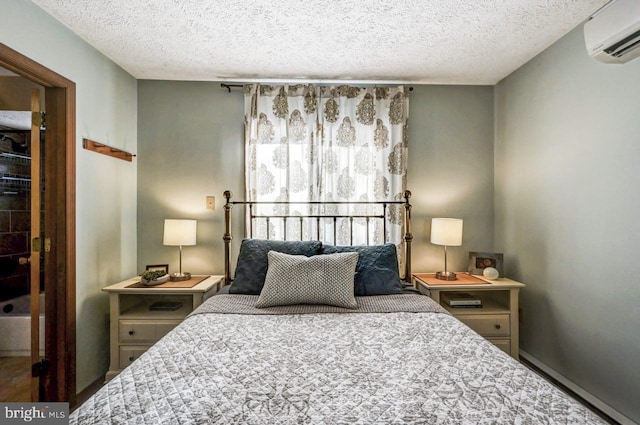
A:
244;84;409;262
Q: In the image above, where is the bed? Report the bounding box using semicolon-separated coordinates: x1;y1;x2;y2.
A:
70;192;606;424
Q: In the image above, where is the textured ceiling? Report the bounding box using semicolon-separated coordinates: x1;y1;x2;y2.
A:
30;0;608;84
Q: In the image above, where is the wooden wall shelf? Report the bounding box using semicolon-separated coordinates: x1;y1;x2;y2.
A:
82;138;135;162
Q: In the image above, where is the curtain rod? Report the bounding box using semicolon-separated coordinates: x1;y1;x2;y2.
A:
220;83;413;92
220;83;243;92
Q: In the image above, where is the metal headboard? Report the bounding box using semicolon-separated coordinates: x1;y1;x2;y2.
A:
223;190;413;286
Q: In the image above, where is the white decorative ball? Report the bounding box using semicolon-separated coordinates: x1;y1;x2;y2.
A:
483;267;499;280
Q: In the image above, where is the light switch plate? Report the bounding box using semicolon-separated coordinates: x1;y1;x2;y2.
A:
206;196;215;210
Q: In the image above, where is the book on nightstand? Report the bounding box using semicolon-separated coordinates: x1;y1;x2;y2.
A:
441;293;482;307
149;301;183;311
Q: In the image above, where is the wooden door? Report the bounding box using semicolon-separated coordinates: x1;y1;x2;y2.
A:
0;41;76;404
29;88;43;401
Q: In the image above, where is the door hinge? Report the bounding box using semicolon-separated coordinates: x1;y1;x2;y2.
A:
32;111;46;129
32;237;51;253
32;359;50;377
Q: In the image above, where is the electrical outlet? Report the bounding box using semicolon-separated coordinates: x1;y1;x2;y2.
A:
206;196;215;210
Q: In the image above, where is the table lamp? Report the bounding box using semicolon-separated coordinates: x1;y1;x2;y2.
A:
163;219;197;281
431;218;463;281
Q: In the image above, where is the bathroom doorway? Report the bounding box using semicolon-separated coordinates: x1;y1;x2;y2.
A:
0;43;76;404
0;70;45;401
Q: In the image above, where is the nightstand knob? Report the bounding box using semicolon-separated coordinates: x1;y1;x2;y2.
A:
128;330;135;335
128;356;134;362
494;324;501;330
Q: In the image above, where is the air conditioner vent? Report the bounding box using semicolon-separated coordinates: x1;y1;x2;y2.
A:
604;28;640;57
584;0;640;64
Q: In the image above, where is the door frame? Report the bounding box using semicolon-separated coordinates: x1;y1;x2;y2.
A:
0;43;76;403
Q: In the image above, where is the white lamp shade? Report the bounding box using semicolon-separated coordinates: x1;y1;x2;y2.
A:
163;219;197;246
430;218;463;246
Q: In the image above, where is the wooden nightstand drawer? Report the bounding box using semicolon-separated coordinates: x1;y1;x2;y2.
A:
457;314;510;337
119;319;180;342
488;338;511;355
119;346;150;369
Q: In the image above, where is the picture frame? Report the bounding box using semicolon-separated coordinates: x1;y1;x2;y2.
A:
468;252;503;277
145;264;169;274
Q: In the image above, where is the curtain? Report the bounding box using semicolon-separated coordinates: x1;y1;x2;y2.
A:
244;84;409;260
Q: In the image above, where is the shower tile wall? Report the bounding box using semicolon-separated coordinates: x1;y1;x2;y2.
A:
0;136;31;303
0;76;45;305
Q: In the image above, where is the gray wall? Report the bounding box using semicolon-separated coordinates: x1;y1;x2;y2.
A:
408;86;495;272
137;83;495;278
137;81;244;276
1;0;138;392
495;26;640;422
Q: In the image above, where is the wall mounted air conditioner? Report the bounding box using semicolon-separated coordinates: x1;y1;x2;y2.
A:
584;0;640;64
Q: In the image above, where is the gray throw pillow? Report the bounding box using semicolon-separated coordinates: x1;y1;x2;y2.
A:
256;251;359;309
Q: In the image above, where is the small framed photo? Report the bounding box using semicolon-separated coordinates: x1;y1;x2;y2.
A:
145;264;169;274
468;252;503;277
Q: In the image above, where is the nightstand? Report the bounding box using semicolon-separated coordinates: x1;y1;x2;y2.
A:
102;274;223;381
413;273;525;359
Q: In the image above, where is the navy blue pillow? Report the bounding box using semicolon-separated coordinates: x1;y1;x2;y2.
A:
229;239;323;294
321;243;404;296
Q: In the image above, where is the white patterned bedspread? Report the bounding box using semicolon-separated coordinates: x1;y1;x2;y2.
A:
71;294;605;424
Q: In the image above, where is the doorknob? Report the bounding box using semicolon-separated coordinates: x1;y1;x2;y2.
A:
19;257;31;265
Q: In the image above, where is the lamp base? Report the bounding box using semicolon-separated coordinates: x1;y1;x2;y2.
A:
169;272;191;282
435;271;457;281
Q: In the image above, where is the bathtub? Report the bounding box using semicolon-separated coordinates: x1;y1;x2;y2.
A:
0;293;45;356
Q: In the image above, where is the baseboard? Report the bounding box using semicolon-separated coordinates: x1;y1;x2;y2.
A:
520;351;636;425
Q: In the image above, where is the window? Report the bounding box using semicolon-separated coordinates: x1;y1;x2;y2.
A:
244;84;409;249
